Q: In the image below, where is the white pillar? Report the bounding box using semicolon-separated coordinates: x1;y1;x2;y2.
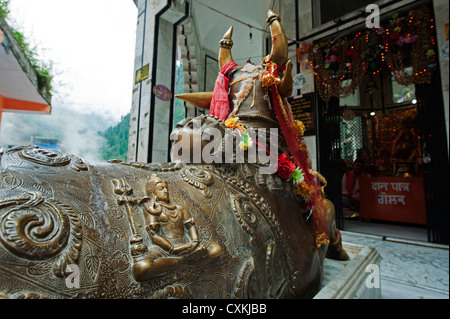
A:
128;0;188;163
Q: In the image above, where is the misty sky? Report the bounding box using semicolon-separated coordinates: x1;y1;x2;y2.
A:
6;0;138;123
1;0;138;161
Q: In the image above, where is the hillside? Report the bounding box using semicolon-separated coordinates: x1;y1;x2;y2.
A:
98;113;129;162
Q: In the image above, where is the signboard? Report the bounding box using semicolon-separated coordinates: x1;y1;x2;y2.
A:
287;94;316;136
135;64;149;84
360;176;427;225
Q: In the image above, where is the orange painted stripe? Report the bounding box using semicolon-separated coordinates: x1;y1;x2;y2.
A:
0;93;50;113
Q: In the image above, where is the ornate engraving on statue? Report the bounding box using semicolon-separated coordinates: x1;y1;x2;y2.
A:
0;191;82;278
75;210;96;230
107;205;125;220
225;166;299;296
111;250;131;274
70;156;88;171
231;194;257;244
131;174;222;282
25;261;52;278
112;178;147;257
265;240;275;285
19;146;71;167
265;239;291;298
111;159;185;173
221;167;285;243
180;167;214;198
1;169;23;191
84;240;101;283
17;145;88;172
234;258;257;298
0;291;48;299
152;284;192;299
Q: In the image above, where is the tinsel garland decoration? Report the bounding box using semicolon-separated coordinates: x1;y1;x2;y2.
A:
309;30;367;111
307;6;437;109
385;7;437;86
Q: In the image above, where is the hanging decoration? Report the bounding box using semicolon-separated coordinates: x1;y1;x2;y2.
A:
306;6;437;110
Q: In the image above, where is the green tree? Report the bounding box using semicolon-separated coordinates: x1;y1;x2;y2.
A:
98;113;130;162
0;0;10;18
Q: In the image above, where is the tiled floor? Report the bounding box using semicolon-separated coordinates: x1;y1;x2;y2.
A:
339;220;449;299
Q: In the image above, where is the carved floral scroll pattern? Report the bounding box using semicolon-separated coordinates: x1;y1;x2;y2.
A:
221;165;297;298
234;257;257;298
18;146;88;172
0;192;82;278
180;167;214;198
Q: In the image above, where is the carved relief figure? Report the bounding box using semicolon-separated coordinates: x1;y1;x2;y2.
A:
132;174;222;281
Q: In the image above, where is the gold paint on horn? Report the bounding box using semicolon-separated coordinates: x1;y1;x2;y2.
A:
219;26;234;69
175;92;213;109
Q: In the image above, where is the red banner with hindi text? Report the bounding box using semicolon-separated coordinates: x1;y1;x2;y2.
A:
360;176;427;225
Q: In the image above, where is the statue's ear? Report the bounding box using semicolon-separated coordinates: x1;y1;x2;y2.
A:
278;60;293;98
175;92;213;109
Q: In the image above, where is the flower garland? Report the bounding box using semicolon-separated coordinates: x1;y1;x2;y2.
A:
306;6;437;108
224;59;331;248
224;117;254;151
225;116;329;248
225;117;316;200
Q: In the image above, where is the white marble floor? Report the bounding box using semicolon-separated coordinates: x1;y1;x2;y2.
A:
340;231;449;299
342;219;429;242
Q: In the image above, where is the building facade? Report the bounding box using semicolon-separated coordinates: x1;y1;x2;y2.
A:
128;0;449;243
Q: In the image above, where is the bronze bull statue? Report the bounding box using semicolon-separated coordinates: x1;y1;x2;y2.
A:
0;10;347;299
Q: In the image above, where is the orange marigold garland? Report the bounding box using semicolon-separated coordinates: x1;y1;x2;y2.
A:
225;116;246;132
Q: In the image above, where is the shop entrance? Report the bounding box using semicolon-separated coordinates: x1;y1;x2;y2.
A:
318;67;448;244
339;71;426;223
313;5;448;244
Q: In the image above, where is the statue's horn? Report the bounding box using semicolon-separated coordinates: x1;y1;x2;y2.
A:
219;26;234;69
175;92;213;109
278;60;293;97
267;10;288;66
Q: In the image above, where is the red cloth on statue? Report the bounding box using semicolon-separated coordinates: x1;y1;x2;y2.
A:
209;60;237;120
